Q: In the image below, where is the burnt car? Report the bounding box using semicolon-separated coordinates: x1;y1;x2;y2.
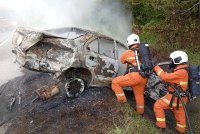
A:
12;27;128;97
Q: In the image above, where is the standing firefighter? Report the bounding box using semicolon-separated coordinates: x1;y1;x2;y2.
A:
153;51;189;133
112;33;148;114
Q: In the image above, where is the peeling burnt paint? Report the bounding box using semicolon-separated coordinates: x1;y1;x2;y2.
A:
96;55;118;77
12;27;127;87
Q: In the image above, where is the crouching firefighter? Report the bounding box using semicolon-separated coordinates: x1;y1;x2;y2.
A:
153;51;189;133
112;33;148;115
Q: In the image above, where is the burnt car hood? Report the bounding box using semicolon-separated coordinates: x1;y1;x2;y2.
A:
12;27;67;52
12;27;77;75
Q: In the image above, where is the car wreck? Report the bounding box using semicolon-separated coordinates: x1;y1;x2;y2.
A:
12;27;128;98
12;26;168;100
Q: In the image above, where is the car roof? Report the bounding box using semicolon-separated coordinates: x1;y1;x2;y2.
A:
45;27;127;49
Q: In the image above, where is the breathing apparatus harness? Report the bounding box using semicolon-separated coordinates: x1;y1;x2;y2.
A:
124;43;153;78
164;66;194;134
124;48;139;75
132;48;146;76
166;83;194;134
124;48;144;75
145;62;194;134
167;64;200;134
168;86;188;110
167;67;189;110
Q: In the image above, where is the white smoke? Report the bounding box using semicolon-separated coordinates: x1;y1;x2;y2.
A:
0;0;132;85
0;33;23;86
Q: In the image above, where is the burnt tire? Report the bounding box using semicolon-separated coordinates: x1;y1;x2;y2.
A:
65;78;85;98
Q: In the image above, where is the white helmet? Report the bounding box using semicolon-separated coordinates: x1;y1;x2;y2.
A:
169;51;188;64
127;33;140;47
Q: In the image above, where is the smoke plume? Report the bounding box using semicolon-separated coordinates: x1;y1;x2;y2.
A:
0;0;132;85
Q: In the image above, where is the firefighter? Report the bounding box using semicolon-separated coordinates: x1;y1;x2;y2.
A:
112;33;148;115
153;51;189;133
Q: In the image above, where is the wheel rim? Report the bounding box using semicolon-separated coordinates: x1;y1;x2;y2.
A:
65;78;85;98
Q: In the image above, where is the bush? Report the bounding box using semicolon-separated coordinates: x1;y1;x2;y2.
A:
122;0;200;64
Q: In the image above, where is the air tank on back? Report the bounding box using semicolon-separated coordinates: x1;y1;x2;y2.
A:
139;42;153;77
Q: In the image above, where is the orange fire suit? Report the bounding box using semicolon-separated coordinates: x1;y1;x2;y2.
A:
112;46;148;114
153;64;188;133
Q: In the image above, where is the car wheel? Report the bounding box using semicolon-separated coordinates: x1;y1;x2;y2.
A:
65;78;85;98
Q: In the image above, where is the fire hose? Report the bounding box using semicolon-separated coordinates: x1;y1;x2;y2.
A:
123;54;194;133
149;61;194;133
169;84;194;134
147;79;194;134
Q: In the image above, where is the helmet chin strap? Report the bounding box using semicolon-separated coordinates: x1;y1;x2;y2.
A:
169;59;176;69
129;44;139;49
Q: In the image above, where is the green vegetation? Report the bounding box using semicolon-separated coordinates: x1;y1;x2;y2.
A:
109;1;199;133
122;0;200;64
109;103;161;134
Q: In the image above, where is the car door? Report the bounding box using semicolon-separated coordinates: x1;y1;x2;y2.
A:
116;41;128;76
85;37;118;85
98;37;119;78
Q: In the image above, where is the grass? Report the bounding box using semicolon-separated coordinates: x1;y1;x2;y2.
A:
110;1;199;132
187;97;200;134
109;103;161;134
186;46;200;65
109;26;199;133
140;26;200;65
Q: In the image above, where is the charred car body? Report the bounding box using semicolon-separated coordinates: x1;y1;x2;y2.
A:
12;26;168;100
12;27;128;97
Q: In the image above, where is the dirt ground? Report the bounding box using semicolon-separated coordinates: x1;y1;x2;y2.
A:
0;70;126;134
0;70;199;134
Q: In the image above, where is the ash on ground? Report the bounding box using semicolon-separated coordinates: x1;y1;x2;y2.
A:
0;70;125;134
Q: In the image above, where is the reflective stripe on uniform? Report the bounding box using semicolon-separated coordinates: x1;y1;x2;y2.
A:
126;57;135;61
156;118;165;122
180;81;188;85
116;93;125;97
136;105;144;108
157;70;163;76
161;97;183;107
177;123;186;128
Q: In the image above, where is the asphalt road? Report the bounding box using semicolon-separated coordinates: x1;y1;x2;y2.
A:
0;30;23;86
